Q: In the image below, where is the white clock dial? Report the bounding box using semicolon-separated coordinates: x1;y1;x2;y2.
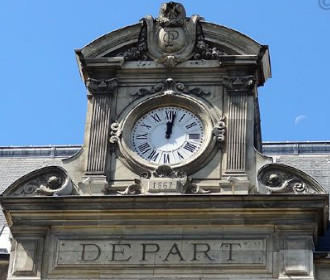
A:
131;106;204;166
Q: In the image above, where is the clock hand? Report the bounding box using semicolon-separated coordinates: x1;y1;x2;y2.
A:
165;113;176;139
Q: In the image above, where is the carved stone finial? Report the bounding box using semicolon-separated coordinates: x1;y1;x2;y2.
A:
86;78;118;95
157;2;186;27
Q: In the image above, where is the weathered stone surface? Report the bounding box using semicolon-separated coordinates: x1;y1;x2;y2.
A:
1;2;329;280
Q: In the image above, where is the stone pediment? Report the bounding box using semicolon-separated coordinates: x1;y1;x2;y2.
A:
257;163;326;194
78;22;264;59
76;2;270;74
2;166;76;197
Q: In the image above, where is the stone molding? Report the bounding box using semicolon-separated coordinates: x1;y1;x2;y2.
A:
86;78;118;95
131;78;210;98
223;75;255;93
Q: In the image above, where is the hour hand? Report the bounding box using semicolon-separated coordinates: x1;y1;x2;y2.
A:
165;113;176;139
165;121;172;139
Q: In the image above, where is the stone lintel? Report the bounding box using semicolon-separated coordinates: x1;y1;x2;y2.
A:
1;195;328;236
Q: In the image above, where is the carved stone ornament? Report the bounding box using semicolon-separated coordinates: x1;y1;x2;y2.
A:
213;116;226;147
3;166;75;197
109;122;122;144
86;78;118;95
257;163;326;194
139;165;188;194
131;78;210;97
185;178;211;194
118;23;149;61
143;2;200;67
116;179;141;195
223;76;255;92
192;23;227;60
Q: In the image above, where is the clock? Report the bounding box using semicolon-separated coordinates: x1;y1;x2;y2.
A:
118;94;215;173
131;106;204;166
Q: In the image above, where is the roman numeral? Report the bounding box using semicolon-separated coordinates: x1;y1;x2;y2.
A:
150;113;161;122
185;122;197;129
163;153;170;164
177;151;184;159
183;142;197;153
189;133;200;140
140;123;151;129
138;142;151;154
179;114;186;122
136;133;148;140
147;150;159;161
165;110;175;121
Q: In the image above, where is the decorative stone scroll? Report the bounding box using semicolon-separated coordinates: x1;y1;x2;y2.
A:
131;78;210;98
86;78;118;95
213;116;226;148
109;122;122;144
3;166;74;197
257;163;326;194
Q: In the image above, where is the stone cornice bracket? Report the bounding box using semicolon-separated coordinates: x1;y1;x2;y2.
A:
131;78;210;97
257;163;326;194
213;115;226;149
86;78;118;95
223;76;255;93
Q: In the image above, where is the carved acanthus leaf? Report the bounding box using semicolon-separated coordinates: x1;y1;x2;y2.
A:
257;164;326;194
86;78;118;95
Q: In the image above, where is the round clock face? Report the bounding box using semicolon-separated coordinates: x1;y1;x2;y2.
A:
131;106;205;166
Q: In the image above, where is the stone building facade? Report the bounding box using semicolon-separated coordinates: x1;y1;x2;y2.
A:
1;2;330;280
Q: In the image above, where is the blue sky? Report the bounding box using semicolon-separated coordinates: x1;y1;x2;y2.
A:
0;0;329;145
